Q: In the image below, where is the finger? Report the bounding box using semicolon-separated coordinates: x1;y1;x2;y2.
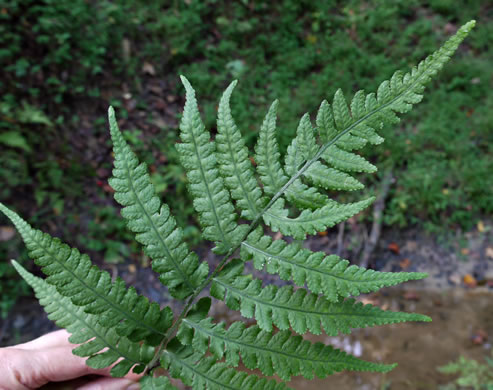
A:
77;377;140;390
1;346;93;389
1;343;142;389
8;329;72;351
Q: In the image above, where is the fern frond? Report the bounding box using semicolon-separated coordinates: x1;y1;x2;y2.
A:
140;376;178;390
211;260;429;335
108;108;208;299
216;80;264;220
12;261;154;377
162;340;291;390
254;100;288;195
0;204;173;346
178;76;247;254
263;197;374;240
1;21;476;388
178;298;396;381
241;229;426;301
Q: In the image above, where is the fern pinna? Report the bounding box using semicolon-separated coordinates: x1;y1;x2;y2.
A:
0;21;474;389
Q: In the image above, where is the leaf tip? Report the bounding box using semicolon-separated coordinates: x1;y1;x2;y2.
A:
180;74;191;89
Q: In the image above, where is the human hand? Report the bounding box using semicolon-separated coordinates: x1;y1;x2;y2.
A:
0;330;140;390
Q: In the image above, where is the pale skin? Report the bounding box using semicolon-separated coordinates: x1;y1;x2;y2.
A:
0;330;140;390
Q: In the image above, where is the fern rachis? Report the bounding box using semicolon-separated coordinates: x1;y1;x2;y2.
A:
0;21;475;389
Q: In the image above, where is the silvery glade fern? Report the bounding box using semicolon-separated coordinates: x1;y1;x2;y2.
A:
0;21;475;389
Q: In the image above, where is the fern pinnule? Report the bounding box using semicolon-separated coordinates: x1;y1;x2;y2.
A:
285;178;330;210
242;229;427;301
263;196;375;240
178;76;248;254
216;80;264;220
108;107;208;300
254;99;288;196
162;339;292;390
211;260;429;335
178;297;398;381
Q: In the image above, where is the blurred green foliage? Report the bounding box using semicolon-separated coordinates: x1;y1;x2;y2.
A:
438;352;493;390
0;0;492;317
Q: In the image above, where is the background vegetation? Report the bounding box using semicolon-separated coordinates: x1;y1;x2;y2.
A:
0;0;491;322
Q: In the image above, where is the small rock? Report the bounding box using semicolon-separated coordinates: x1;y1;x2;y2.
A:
403;291;420;301
463;274;477;288
472;329;488;345
399;258;411;270
448;273;461;285
0;226;15;241
388;242;400;254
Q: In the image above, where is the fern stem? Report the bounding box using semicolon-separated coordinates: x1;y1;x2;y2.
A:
145;244;238;372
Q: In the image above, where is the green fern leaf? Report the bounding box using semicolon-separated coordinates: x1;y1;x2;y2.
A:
241;229;426;302
348;91;384;145
285;179;329;210
263;197;374;240
304;161;365;191
211;260;429;335
108;107;208;299
216;80;264;220
316;100;337;143
285;134;308;177
178;298;396;381
296;113;318;160
162;339;291;390
332;89;353;130
140;376;178;390
285;120;366;204
0;204;173;346
12;261;154;377
284;136;330;210
321;145;377;173
178;76;247;254
255;100;288;195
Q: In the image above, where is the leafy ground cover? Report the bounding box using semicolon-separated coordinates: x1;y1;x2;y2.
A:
0;0;492;316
